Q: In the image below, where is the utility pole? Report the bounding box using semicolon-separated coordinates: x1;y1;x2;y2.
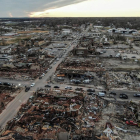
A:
105;71;110;92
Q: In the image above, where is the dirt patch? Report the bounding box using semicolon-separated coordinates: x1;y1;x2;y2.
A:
17;30;49;34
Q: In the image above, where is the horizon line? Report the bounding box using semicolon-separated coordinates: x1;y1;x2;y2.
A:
0;16;140;19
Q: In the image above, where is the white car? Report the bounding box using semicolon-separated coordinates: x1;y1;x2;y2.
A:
65;86;72;90
30;83;35;87
41;73;45;77
98;92;105;97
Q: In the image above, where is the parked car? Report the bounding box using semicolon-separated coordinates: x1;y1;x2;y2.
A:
87;89;95;92
72;79;81;84
3;82;11;86
97;92;105;97
65;86;72;90
30;83;35;87
25;87;30;92
75;88;83;91
45;85;51;88
131;56;136;58
83;79;90;84
74;81;81;84
70;79;76;82
41;73;45;77
2;54;8;57
87;92;95;95
133;94;140;97
57;77;64;80
119;93;128;99
46;68;49;72
109;92;116;95
126;120;138;126
3;82;12;86
100;91;106;94
54;86;60;88
39;76;42;79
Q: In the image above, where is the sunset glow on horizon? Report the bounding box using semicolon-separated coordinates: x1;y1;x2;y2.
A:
0;0;140;17
29;0;140;17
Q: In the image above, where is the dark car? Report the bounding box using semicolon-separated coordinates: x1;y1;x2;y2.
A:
119;93;128;99
75;88;83;91
87;89;95;92
109;92;116;95
131;56;136;58
101;91;106;94
45;85;51;88
39;76;42;79
74;80;81;84
25;87;30;92
54;86;60;88
87;92;95;95
3;82;11;86
133;94;140;97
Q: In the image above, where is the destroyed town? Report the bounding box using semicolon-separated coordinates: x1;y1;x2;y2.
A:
0;17;140;140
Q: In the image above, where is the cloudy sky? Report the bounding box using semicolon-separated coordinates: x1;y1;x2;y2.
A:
0;0;140;17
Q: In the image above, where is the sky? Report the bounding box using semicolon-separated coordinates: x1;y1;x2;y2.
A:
0;0;140;17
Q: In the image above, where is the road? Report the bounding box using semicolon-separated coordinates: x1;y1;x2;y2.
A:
45;83;140;102
0;78;31;87
0;29;85;128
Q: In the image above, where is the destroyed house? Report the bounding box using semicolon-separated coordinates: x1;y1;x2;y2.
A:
72;47;88;56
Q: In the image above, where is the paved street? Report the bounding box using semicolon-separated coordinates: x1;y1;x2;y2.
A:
0;78;31;86
47;83;140;102
0;30;83;128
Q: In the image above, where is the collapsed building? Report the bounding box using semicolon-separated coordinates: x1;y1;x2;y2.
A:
0;82;22;114
0;43;54;80
1;88;140;140
0;88;108;140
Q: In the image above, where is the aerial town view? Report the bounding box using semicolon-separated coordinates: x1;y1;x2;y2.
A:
0;0;140;140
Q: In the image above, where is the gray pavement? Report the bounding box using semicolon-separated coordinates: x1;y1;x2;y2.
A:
0;78;31;86
48;83;140;102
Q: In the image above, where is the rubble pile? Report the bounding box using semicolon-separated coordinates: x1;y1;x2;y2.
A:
0;85;22;114
1;89;109;140
56;55;140;91
95;101;140;140
3;89;140;139
58;59;105;72
0;39;54;80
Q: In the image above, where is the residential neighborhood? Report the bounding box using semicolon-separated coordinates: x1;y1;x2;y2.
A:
0;17;140;140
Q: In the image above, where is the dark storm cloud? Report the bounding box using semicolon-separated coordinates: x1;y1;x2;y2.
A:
0;0;87;17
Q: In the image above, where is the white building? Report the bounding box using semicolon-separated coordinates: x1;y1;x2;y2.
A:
61;29;71;36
